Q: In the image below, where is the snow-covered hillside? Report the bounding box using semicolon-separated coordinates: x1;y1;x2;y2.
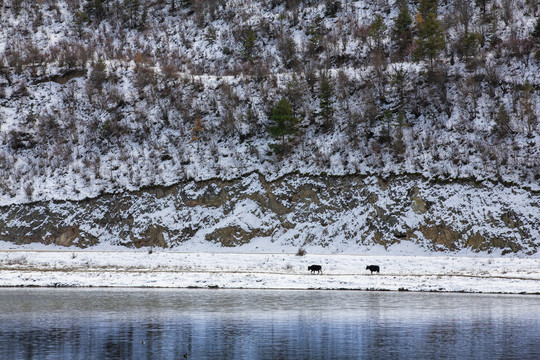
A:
0;0;539;255
0;0;539;206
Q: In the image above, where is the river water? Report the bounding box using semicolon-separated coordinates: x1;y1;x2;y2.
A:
0;288;538;359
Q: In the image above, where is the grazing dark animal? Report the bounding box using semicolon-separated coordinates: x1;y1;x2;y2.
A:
308;265;323;274
366;265;380;274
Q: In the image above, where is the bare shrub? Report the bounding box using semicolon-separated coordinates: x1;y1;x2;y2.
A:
5;255;28;266
89;58;107;90
134;66;157;92
160;61;177;79
24;181;33;200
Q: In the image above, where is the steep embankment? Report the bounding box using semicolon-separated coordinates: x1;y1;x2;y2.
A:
1;173;537;255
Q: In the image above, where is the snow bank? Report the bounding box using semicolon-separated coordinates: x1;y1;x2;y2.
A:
1;250;538;294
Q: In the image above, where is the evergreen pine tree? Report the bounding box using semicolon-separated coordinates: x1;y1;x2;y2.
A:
458;32;481;59
392;4;413;58
279;36;298;69
368;14;387;52
418;0;438;18
493;104;510;137
268;98;298;152
90;58;107;89
391;67;409;111
317;74;335;130
414;10;445;69
84;0;108;21
123;0;142;29
325;0;341;17
286;74;304;111
307;16;324;56
532;16;540;40
243;27;257;62
73;10;90;38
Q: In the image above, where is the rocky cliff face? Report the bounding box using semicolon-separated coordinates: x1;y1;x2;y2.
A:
0;173;538;255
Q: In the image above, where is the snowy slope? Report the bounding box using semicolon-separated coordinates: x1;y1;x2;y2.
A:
0;0;539;206
0;0;538;256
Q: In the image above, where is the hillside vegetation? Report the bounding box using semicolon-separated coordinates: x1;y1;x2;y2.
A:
0;0;539;206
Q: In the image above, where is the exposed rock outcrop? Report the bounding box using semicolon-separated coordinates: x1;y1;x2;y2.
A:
0;173;538;254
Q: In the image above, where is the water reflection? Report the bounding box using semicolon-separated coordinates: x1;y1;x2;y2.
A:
0;289;538;359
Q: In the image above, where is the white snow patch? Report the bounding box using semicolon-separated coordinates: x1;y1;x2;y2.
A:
0;249;538;294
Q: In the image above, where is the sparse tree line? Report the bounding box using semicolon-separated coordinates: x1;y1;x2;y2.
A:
0;0;539;201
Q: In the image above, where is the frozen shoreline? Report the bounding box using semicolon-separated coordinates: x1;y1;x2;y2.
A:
1;250;539;294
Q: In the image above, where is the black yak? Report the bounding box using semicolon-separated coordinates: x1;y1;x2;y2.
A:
308;265;323;274
366;265;380;274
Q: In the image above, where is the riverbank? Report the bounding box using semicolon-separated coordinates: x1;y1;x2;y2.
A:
0;250;538;294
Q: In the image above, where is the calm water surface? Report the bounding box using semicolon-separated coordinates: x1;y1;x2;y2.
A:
0;288;538;359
